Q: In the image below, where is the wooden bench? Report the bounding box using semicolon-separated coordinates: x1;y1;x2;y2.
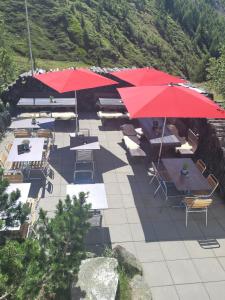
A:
121;124;146;158
176;129;199;156
3;171;24;183
18;112;76;120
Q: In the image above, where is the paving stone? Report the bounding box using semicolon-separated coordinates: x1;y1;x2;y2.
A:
104;208;127;225
167;260;201;284
109;224;133;243
151;286;179;300
184;240;215;259
160;241;190;260
143;262;173;287
107;195;124;209
193;258;225;282
134;241;164;263
176;283;210;300
205;281;225;300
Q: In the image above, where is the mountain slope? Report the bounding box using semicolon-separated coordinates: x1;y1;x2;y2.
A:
0;0;225;80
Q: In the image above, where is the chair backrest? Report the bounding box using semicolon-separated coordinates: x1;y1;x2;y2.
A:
78;128;90;137
207;174;219;195
185;198;213;209
14;129;31;138
196;159;206;174
3;171;24;183
5;143;13;153
36;129;52;138
187;129;199;152
76;150;93;162
0;152;8;167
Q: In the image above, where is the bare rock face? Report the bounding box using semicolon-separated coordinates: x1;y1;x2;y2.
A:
72;257;118;300
129;275;152;300
113;245;143;275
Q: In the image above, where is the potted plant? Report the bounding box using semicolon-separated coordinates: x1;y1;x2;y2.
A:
49;95;55;103
181;162;189;175
31;117;36;125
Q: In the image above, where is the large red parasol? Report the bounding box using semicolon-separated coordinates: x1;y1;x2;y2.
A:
117;85;225;119
34;69;118;133
34;68;118;93
117;84;225;162
111;67;186;86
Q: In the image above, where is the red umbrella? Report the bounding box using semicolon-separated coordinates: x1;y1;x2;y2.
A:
117;85;225;161
117;85;225;119
34;69;118;133
111;67;186;86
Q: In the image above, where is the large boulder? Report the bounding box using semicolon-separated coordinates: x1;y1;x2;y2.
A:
72;257;118;300
113;245;142;276
129;275;152;300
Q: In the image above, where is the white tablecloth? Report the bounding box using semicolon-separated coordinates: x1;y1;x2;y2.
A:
9;118;55;129
66;183;108;209
7;138;45;162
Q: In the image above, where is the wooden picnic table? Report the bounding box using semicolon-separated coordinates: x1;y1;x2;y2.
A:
17;98;76;107
162;158;211;193
97;98;125;110
138;118;181;147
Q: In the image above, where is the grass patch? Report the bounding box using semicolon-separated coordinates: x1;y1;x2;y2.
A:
116;267;131;300
13;55;89;74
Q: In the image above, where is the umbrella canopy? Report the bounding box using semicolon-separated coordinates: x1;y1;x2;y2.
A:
117;85;225;119
111;67;186;86
34;68;118;93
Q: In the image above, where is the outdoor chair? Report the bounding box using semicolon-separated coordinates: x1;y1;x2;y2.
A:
25;148;51;180
14;129;31;138
0;152;21;171
149;161;171;185
36;129;53;138
3;170;24;183
5;142;13;153
74;150;94;182
196;159;206;174
151;162;183;201
176;129;199;156
194;173;219;198
183;196;213;227
78;128;90;137
154;179;183;202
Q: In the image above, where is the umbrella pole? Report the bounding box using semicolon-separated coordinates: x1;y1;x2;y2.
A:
157;117;167;165
74;90;78;135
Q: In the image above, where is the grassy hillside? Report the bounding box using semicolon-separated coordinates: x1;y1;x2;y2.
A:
1;0;225;79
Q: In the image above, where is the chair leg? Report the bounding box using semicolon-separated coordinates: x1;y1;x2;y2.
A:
154;184;160;197
150;174;156;184
186;208;188;227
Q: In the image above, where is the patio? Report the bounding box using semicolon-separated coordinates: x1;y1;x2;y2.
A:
32;113;225;299
4;113;225;299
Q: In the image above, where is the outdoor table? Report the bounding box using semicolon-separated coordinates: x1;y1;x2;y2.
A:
97;98;125;110
7;138;45;162
139;118;181;147
66;183;108;209
0;183;31;231
70;135;100;150
162;158;211;193
9;118;55;129
17;98;76;107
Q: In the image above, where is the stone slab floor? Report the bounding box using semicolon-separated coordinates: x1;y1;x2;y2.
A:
27;113;225;300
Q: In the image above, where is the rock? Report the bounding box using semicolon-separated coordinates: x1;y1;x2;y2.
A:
129;275;152;300
113;245;142;275
85;251;97;259
72;257;118;300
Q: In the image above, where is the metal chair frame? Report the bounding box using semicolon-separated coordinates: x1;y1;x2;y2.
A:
74;150;94;181
183;197;213;227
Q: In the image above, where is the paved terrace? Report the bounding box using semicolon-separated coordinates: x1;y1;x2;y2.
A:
9;113;225;300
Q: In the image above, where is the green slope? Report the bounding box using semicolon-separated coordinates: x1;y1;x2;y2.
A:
0;0;225;80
